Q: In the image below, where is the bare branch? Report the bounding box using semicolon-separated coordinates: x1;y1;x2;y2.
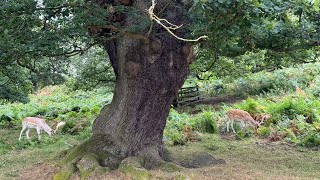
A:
147;0;207;42
44;42;98;57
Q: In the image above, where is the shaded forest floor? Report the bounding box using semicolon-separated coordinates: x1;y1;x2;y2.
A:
1;128;319;180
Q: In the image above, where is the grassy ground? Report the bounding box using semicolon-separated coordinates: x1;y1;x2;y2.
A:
2;63;320;179
0;128;86;180
177;134;320;180
1;128;319;180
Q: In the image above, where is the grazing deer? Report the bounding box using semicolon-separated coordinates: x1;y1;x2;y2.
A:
19;117;65;141
225;109;269;133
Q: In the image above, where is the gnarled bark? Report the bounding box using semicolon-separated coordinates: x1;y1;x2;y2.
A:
94;37;193;164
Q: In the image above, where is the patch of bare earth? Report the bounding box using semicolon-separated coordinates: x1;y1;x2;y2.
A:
18;163;59;180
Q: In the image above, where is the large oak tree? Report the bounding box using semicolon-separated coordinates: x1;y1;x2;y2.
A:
86;0;195;168
2;0;198;171
1;0;319;175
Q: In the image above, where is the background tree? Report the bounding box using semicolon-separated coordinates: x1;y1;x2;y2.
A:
0;64;32;103
190;0;320;80
70;47;115;90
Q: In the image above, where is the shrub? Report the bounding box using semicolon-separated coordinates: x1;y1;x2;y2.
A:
91;105;101;114
257;126;271;137
298;131;320;147
201;62;320;98
81;107;90;113
164;109;219;145
61;121;76;134
66;111;78;118
284;129;297;143
235;98;264;115
164;129;185;145
235;130;246;140
0;114;14;122
190;111;218;134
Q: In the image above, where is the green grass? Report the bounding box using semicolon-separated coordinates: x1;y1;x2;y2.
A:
167;134;320;179
0;127;91;180
1;128;319;179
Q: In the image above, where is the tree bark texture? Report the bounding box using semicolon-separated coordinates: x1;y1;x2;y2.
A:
90;0;194;167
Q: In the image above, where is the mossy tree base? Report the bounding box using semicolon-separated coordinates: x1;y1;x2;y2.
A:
54;135;225;179
54;135;174;179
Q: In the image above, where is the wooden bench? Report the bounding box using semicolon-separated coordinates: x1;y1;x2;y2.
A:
173;86;201;107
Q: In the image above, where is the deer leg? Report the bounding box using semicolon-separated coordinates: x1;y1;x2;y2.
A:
231;121;236;133
226;120;230;132
36;128;41;140
26;129;30;139
254;127;257;134
241;121;246;130
19;126;27;141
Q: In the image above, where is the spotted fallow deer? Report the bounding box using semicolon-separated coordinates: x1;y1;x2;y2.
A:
19;117;65;141
225;109;270;133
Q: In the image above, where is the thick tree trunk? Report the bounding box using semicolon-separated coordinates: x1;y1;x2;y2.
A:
63;0;194;170
93;35;193;153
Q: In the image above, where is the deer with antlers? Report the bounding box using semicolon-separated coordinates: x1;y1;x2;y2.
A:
225;109;271;133
19;117;65;141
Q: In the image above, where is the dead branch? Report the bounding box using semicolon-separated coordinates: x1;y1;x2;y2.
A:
148;0;207;42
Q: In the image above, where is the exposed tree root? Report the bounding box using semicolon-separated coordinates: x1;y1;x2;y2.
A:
53;135;225;179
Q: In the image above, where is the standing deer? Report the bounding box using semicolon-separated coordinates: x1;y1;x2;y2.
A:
19;117;65;141
225;109;270;133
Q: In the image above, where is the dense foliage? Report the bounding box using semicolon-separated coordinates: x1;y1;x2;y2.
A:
1;0;319;102
191;0;320;80
0;85;112;125
2;61;319;146
70;47;115;90
200;62;320;97
0;0;109;102
0;64;32;103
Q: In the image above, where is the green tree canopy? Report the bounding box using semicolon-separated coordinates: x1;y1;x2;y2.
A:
1;0;319;102
190;0;320;80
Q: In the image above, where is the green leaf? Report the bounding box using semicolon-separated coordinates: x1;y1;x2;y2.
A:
252;0;260;7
